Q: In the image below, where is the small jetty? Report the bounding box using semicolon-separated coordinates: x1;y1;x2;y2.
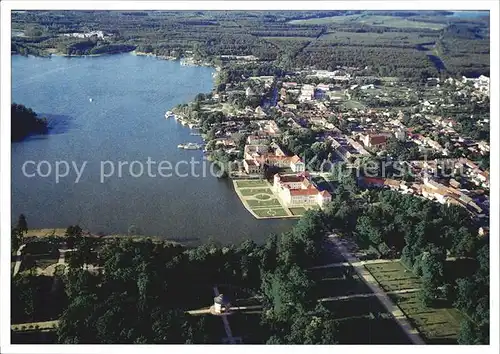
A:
165;111;175;119
177;143;203;150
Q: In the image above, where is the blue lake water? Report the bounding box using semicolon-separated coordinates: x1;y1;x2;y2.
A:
11;53;295;244
448;11;489;18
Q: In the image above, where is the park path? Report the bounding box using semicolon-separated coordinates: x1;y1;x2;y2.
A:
318;288;421;303
310;256;467;271
310;258;401;270
213;286;238;344
12;244;26;276
328;234;425;345
187;304;263;316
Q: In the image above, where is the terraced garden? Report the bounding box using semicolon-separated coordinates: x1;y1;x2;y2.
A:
232;179;304;219
365;261;422;292
288;207;308;216
252;208;289;218
309;266;411;344
365;260;464;344
389;293;463;344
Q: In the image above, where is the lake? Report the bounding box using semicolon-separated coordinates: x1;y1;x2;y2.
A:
448;11;489;19
11;53;295;245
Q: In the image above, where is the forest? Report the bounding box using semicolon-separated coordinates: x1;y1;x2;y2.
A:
11;103;49;141
11;171;489;344
11;10;490;78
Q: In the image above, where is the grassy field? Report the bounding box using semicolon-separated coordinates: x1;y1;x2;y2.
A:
289;14;446;30
235;180;269;188
289;207;308;216
305;266;411;344
246;199;282;208
323;296;411;344
310;267;373;299
318;31;438;48
252;208;288;218
390;292;463;344
239;188;273;196
365;261;422;292
366;261;463;344
254;193;271;200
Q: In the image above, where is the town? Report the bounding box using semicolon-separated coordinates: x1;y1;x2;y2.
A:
168;62;489;228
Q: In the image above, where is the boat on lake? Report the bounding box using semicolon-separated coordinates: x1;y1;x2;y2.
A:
165;111;175;119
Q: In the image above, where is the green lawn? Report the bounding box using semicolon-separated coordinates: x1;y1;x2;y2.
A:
390;292;463;344
239;188;273;196
247;199;282;208
235;180;269;188
289;207;307;216
308;267;412;344
254;193;271;200
365;261;422;292
366;261;463;344
252;208;288;218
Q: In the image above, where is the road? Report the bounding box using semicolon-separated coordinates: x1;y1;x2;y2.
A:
213;286;238;344
328;234;425;345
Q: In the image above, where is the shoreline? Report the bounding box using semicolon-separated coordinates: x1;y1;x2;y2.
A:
23;228;185;245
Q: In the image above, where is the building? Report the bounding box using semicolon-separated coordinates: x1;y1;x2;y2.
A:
243;159;261;174
245;87;255;97
299;84;315;102
361;177;401;191
256;120;281;136
247;135;269;145
290;155;305;172
213;294;231;314
244;144;268;160
394;128;406;142
273;174;331;208
361;133;390;149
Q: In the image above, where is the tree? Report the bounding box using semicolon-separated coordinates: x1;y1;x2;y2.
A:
457;319;478;345
261;264;314;322
17;214;28;234
66;225;83;249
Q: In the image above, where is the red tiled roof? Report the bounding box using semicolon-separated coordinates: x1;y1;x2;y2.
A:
369;135;389;146
278;175;305;183
320;190;331;197
290;188;319;196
